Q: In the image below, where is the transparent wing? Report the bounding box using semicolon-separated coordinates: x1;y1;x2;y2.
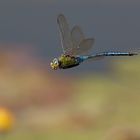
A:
71;26;85;48
57;14;73;54
71;26;95;55
72;38;95;55
57;14;95;55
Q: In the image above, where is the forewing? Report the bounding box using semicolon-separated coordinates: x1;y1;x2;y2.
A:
57;14;73;54
72;38;95;55
71;26;85;48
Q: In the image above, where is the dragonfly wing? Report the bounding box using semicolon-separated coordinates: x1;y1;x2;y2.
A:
71;25;85;48
57;14;95;55
57;14;73;54
72;38;95;55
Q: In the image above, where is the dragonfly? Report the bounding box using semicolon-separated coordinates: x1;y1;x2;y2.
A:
50;14;137;70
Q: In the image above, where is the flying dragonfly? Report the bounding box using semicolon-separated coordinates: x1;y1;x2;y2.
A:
50;14;137;70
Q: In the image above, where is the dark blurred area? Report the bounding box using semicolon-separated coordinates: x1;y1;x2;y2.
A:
0;0;140;140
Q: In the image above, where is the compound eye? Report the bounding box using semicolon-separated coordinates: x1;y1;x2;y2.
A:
50;62;53;65
55;61;58;65
53;59;58;64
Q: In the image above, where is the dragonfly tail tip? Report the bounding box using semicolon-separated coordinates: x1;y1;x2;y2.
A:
130;52;138;56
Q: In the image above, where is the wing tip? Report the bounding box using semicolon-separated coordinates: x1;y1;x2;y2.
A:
57;14;65;21
57;14;68;25
87;38;95;45
58;13;64;17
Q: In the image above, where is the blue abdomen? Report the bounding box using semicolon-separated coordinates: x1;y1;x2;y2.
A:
76;56;89;63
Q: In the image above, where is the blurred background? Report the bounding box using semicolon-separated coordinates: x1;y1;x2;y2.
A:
0;0;140;140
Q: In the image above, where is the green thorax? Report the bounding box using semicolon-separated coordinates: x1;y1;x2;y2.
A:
58;55;79;68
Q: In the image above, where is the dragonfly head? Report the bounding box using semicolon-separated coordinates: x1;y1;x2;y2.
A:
50;58;59;70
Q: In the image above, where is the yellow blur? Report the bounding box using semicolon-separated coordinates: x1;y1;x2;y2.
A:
0;108;14;133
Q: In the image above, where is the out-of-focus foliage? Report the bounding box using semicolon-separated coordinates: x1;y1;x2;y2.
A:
0;48;139;140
